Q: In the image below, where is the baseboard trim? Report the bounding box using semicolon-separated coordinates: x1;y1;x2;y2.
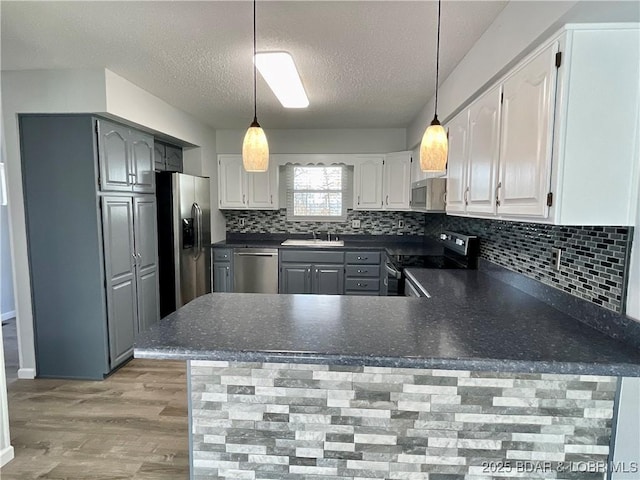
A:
0;445;15;467
17;368;35;379
0;311;16;322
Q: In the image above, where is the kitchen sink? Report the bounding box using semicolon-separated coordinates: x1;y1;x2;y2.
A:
281;239;345;247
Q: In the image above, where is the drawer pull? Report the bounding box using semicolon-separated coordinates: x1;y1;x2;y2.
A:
357;269;367;273
357;283;367;287
357;256;368;260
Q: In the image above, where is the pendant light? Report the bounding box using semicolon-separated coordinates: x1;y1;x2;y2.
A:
242;0;269;172
420;0;448;173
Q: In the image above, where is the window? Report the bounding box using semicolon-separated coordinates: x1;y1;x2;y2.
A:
286;165;348;221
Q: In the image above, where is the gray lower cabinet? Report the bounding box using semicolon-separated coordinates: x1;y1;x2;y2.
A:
279;250;345;295
102;196;160;367
280;264;312;294
20;114;159;379
345;251;384;296
133;197;160;332
102;197;138;367
212;248;233;292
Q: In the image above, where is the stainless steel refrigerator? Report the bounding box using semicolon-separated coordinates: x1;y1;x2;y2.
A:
156;172;211;318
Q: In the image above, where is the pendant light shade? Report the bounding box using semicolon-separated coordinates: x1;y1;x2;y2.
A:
420;117;448;172
243;0;269;172
242;118;269;172
420;0;447;173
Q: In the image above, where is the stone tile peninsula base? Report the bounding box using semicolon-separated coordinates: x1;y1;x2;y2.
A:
189;361;617;479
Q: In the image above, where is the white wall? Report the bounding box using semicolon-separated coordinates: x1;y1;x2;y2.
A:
216;128;406;155
1;68;224;383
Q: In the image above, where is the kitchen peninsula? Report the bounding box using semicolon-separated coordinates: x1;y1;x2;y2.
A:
135;268;640;479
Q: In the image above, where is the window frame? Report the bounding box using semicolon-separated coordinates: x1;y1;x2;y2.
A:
285;164;349;222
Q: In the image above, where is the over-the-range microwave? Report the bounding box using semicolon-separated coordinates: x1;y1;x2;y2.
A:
410;178;446;212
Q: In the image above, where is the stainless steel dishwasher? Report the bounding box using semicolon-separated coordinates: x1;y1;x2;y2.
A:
233;248;279;293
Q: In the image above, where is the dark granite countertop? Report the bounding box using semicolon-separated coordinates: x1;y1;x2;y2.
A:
135;269;640;376
211;234;444;257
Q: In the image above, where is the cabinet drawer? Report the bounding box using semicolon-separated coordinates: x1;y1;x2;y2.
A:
280;250;344;264
345;252;381;265
345;291;380;296
345;265;380;278
345;278;380;292
213;248;233;261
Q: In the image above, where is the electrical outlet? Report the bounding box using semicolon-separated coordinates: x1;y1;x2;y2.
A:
239;218;245;227
352;219;361;228
551;247;562;271
398;220;405;228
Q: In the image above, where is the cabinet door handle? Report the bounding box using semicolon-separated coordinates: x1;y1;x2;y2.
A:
443;191;447;205
495;181;502;207
385;195;389;205
464;187;469;206
128;173;136;185
242;194;246;204
357;195;360;205
270;194;273;204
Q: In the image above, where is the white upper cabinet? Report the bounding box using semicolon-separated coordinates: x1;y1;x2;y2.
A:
218;155;278;210
551;26;639;225
354;155;384;210
247;169;277;209
445;24;639;226
383;151;412;211
218;155;246;208
445;110;470;214
467;86;501;215
354;152;412;211
498;43;557;218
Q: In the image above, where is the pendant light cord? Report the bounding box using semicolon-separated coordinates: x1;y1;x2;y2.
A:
253;0;257;122
434;0;441;118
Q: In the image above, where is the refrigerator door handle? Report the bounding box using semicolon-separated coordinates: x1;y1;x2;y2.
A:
192;202;203;261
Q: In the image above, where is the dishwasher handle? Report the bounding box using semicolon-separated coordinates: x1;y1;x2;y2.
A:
235;252;278;257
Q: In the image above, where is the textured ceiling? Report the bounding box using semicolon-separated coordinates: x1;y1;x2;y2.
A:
1;1;508;129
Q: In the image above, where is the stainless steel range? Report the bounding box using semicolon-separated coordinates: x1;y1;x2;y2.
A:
385;231;479;296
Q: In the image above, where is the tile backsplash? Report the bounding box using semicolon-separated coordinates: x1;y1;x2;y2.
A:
223;209;632;313
444;216;632;313
223;209;439;236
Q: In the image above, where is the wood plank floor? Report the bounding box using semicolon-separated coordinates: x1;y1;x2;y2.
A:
0;359;189;479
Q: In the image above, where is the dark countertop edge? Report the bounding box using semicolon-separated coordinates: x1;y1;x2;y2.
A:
134;348;640;377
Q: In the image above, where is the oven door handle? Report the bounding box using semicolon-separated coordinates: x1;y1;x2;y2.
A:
385;262;401;279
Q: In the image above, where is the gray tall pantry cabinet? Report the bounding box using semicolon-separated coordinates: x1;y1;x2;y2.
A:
20;115;160;379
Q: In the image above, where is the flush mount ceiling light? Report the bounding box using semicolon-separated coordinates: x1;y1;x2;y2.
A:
242;0;269;172
255;52;309;108
420;0;448;173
